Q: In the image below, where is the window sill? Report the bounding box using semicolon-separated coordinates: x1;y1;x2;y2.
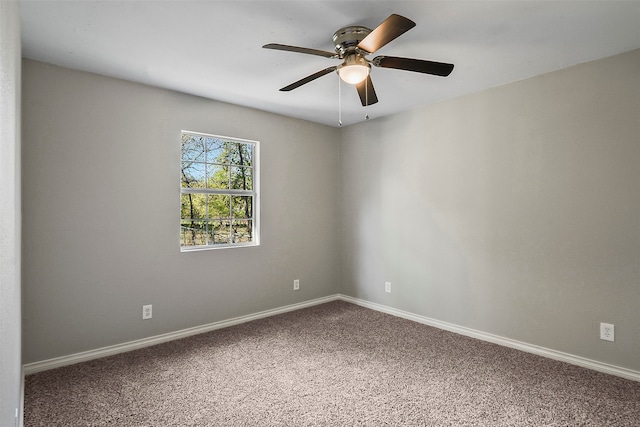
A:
180;242;259;252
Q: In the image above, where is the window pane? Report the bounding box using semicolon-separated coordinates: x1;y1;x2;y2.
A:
211;220;231;245
242;144;253;166
230;166;252;190
181;134;206;162
207;194;231;219
181;161;206;188
207;164;229;189
181;193;206;219
232;220;253;243
181;220;208;246
226;142;253;166
232;196;252;219
205;137;228;164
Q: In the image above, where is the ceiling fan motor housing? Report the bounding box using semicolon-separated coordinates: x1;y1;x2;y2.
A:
332;26;372;56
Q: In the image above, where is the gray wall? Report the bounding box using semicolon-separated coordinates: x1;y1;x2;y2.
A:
22;49;640;374
1;1;22;425
22;60;341;363
340;48;640;371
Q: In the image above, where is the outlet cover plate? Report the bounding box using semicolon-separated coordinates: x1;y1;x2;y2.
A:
600;322;614;342
385;281;391;293
143;304;152;320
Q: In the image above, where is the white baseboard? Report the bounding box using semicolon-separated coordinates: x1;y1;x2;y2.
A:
19;365;24;427
24;293;639;383
338;294;640;382
23;295;340;375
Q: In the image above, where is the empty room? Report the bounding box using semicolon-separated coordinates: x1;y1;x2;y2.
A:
2;1;640;426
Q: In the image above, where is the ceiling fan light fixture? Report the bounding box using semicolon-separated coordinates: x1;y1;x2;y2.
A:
337;55;370;84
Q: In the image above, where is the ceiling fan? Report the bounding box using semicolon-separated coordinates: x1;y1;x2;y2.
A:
263;14;454;107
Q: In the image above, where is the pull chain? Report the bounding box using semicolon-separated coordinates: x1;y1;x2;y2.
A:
338;76;343;127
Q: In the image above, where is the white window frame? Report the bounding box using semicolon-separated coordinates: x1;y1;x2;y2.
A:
180;130;259;251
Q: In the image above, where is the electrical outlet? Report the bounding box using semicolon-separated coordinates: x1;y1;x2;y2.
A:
600;322;614;342
385;281;391;293
293;279;300;290
142;304;152;320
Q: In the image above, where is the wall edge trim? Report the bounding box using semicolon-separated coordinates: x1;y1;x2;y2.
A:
338;294;640;382
23;295;340;375
24;293;639;382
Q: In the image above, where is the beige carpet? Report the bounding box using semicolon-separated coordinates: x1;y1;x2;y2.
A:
24;301;640;426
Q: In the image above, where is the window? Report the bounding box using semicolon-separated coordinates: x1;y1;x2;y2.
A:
180;131;259;250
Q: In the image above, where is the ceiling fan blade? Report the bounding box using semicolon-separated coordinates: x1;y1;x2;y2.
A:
373;56;454;77
263;43;337;58
357;14;416;54
280;66;337;91
355;75;378;106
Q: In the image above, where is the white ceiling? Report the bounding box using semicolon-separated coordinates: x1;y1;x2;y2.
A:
19;1;640;127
